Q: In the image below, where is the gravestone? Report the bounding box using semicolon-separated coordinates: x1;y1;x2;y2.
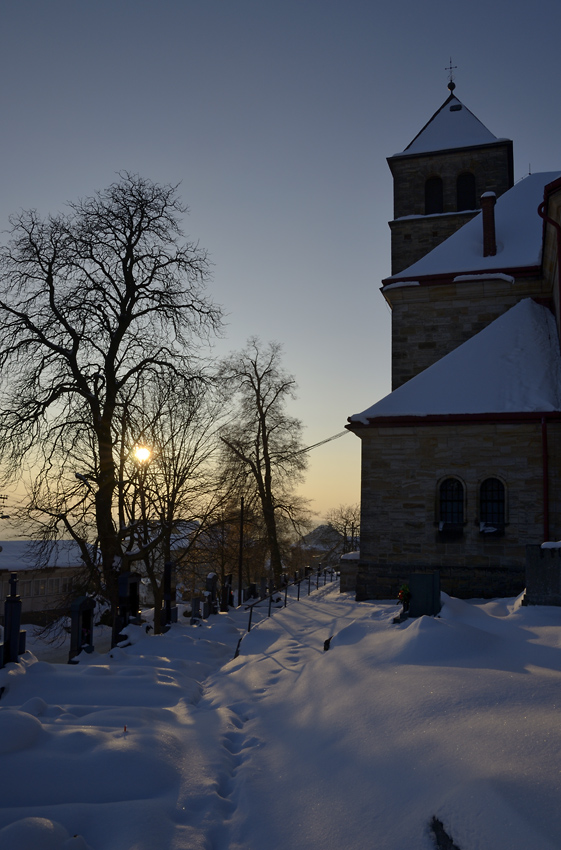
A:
68;596;96;662
160;561;178;628
408;572;441;617
1;572;26;667
190;596;201;624
201;592;211;618
205;573;218;615
220;573;233;612
114;572;142;640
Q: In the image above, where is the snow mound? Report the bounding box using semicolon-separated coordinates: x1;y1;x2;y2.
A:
0;817;92;850
20;696;49;716
0;709;43;753
389;614;501;665
333;619;380;646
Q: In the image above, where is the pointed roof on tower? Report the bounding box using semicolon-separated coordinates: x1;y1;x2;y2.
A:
391;90;502;158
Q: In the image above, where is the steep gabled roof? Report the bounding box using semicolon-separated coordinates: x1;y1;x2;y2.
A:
391;94;501;158
348;299;561;424
384;172;561;285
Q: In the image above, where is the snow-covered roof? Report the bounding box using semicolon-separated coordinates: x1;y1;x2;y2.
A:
392;94;501;157
349;299;561;423
385;172;561;284
0;540;85;572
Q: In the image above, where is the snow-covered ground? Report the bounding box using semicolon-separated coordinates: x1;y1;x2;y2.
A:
1;583;560;850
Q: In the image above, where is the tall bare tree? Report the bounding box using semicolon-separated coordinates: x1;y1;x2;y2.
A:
219;338;309;582
0;174;221;635
325;503;360;552
116;375;228;631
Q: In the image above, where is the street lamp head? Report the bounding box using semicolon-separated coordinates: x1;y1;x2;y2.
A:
133;445;151;464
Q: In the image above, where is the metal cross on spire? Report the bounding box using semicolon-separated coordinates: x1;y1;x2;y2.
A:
446;57;458;92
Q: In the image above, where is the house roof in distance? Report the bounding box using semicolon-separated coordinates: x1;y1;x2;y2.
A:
384;172;561;285
348;299;561;424
0;540;85;572
390;94;501;158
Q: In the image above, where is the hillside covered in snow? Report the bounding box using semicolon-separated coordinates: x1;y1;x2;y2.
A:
0;583;560;850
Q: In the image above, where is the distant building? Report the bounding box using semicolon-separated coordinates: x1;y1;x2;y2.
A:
347;84;561;600
292;524;348;570
0;540;85;623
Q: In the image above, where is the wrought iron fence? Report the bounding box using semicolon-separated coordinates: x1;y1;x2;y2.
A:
237;566;338;649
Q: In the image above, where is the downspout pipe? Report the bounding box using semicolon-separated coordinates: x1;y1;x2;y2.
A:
542;417;550;542
538;195;559;541
537;200;561;344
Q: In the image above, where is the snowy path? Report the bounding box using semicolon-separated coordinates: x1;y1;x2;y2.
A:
1;585;561;849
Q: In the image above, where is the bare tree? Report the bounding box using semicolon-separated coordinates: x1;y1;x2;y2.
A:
219;338;310;582
0;174;221;637
116;375;228;632
182;497;269;597
325;503;360;553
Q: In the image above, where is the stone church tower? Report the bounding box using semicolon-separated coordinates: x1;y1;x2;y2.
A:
388;82;513;275
345;85;561;603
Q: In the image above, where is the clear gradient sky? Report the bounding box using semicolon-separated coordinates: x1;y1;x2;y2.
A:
1;0;560;521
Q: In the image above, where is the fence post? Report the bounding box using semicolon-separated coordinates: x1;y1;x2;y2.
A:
268;595;273;617
247;606;253;632
284;585;288;607
297;580;301;600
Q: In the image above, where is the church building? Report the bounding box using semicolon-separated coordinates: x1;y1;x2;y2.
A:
347;83;561;600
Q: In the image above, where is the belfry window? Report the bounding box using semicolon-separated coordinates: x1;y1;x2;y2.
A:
438;478;464;530
457;172;476;211
479;478;505;534
425;176;443;215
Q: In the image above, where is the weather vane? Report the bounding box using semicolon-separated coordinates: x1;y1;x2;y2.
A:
446;57;457;92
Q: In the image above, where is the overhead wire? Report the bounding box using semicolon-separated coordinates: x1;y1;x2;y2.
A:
292;429;350;456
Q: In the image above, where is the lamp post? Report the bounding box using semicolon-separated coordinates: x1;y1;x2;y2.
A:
132;444;151;562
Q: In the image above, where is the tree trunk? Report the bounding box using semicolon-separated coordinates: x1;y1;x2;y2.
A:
262;500;283;583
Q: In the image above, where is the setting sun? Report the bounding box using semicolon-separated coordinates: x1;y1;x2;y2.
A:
133;445;151;463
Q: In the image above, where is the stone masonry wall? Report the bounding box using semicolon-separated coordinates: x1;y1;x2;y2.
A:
389;141;513;218
355;421;561;600
385;276;551;390
388;140;513;275
389;212;476;277
355;561;525;601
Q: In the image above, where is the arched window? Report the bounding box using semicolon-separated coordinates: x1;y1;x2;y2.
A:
425;176;443;215
456;172;476;211
480;478;505;533
438;478;464;529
